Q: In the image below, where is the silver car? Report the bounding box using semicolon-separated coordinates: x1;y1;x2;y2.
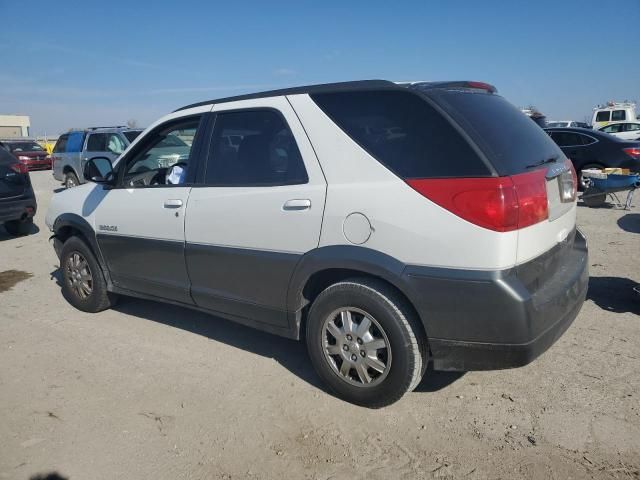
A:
52;126;143;188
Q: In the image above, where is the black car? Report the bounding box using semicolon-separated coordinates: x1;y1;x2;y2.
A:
0;144;37;235
545;127;640;189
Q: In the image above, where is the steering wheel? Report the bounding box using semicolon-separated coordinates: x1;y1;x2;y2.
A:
126;169;161;187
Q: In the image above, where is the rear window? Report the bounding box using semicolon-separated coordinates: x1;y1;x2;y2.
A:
311;90;490;178
612;110;626;121
123;130;142;142
422;89;563;175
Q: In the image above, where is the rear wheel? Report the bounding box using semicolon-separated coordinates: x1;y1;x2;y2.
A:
4;217;33;236
60;236;117;312
306;278;427;408
582;187;607;207
64;171;79;189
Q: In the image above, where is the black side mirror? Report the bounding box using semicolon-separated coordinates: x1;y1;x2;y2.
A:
84;157;115;186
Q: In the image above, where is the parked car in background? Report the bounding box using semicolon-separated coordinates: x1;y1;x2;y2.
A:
0;144;37;236
0;139;51;170
52;126;144;188
597;121;640;140
547;120;591;129
592;102;637;129
545;127;640;189
47;80;588;407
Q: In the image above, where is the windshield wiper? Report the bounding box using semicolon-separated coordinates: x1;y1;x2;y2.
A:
525;156;558;169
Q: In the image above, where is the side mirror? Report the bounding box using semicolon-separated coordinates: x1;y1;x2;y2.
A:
84;157;115;185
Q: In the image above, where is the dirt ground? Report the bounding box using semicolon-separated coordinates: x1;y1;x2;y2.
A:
1;171;639;480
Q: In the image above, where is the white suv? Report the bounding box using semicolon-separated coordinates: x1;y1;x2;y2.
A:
46;80;589;407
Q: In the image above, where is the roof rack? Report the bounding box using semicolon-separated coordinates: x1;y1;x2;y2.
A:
86;126;128;130
173;80;399;112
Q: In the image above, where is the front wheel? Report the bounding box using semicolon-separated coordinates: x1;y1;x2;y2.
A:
60;236;117;312
306;278;427;408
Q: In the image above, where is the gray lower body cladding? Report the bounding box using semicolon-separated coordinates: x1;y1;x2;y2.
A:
403;229;589;371
82;228;587;372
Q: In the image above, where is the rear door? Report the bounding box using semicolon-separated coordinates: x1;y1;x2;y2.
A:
621;123;640;140
184;97;326;328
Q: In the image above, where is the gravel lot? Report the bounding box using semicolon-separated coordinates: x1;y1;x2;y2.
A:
1;171;639;480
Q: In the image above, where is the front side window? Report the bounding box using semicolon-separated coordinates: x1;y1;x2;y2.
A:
204;110;308;186
121;118;200;188
596;111;610;122
86;133;107;151
105;134;127;155
602;124;624;133
611;110;626;121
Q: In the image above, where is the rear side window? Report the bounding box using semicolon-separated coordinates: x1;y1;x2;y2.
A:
66;132;85;153
423;89;563;175
596;111;611;122
204;109;308;186
86;133;107;151
312;90;490;178
612;110;626;121
601;124;624;133
53;135;68;153
550;132;583;147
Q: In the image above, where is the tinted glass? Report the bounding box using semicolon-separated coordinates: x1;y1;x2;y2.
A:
312;90;489;178
602;124;623;133
422;89;563;175
66;132;84;153
53;135;68;153
204;110;308;185
122;118;200;187
596;111;610;122
577;134;596;145
625;124;640;131
123;130;142;142
612;110;626;121
550;132;583;147
86;133;107;151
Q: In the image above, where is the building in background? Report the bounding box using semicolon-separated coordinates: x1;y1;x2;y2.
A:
0;114;31;138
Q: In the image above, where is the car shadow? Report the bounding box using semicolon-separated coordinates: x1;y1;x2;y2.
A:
30;473;68;480
587;276;640;314
53;187;65;193
617;213;640;233
49;267;462;396
0;221;40;242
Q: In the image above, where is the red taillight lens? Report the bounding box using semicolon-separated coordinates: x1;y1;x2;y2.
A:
623;147;640;160
406;169;549;232
9;163;29;174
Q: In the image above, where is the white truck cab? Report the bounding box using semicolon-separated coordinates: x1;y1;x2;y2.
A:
592;102;637;129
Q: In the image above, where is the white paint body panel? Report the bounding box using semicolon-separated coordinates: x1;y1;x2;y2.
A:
185;97;327;253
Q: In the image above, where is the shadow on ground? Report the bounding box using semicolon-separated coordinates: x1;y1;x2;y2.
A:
0;222;40;242
617;213;640;233
30;473;68;480
587;276;640;315
49;267;461;396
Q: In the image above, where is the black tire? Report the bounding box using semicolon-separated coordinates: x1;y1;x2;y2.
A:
306;278;427;408
582;187;607;207
64;171;80;189
60;236;117;312
4;217;33;236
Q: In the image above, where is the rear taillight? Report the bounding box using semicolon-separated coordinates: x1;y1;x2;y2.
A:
623;147;640;160
564;159;578;201
406;169;549;232
9;163;29;174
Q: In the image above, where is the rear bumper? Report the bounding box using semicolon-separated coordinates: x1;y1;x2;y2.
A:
403;229;589;371
0;194;37;223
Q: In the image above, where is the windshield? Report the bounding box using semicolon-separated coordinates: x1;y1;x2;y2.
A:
420;88;564;175
123;130;142;143
7;141;44;152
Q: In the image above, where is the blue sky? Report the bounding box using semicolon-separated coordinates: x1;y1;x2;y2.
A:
1;0;638;136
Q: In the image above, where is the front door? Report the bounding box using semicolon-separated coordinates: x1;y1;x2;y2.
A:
185;98;327;328
94;116;205;303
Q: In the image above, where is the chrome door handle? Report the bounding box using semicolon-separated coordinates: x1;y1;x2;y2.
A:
283;199;311;211
164;199;183;209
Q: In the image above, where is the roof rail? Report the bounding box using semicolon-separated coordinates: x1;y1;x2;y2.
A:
86;126;128;130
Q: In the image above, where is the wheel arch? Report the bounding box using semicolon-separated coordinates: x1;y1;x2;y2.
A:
286;246;427;340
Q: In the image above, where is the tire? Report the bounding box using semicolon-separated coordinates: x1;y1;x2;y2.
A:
64;171;80;189
306;278;427;408
60;236;117;312
4;217;33;236
582;187;607;207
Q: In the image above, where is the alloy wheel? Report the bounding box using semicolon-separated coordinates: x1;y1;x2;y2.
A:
321;307;391;387
66;252;93;299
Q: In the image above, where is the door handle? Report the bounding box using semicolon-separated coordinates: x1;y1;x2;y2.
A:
164;199;183;209
283;199;311;211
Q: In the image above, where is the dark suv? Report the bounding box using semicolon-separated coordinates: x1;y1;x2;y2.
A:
0;145;37;236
